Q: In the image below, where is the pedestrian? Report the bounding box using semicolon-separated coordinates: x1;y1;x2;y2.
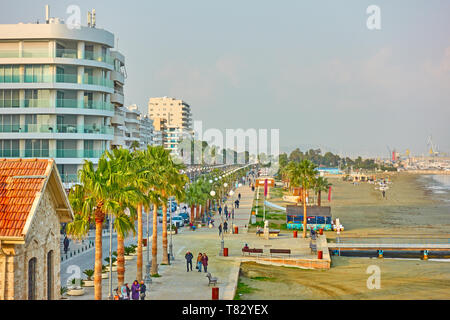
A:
218;223;222;236
224;205;228;218
196;253;203;272
63;235;69;254
234;199;238;208
120;284;129;300
218;206;222;215
223;221;228;233
139;280;146;300
201;253;209;273
238;193;241;201
125;283;131;300
131;280;140;300
185;251;193;272
236;199;240;208
114;287;120;300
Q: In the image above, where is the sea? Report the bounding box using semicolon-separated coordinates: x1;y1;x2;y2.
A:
422;174;450;201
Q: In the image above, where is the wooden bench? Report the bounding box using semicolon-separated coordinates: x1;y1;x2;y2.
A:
242;248;263;256
269;230;280;237
206;272;218;286
270;249;291;257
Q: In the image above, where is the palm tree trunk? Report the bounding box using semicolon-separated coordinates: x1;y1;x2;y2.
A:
161;202;169;265
318;191;321;207
117;232;125;287
302;188;307;238
136;203;143;281
151;203;158;275
196;205;200;219
190;204;195;222
94;213;104;300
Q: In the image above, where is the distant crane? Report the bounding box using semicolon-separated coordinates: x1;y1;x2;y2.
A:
427;135;439;156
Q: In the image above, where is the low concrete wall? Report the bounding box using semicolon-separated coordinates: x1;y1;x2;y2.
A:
240;256;330;270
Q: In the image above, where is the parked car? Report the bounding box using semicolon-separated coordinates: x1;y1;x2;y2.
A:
178;213;190;224
172;216;184;228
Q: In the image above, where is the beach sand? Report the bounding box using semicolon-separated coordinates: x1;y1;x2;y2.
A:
237;173;450;299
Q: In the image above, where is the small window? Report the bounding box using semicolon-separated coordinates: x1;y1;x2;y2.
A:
28;257;37;300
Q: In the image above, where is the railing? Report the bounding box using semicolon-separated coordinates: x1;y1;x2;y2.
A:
56;99;114;111
0;49;114;65
0;124;113;135
56;149;104;158
0;73;113;88
0;100;21;108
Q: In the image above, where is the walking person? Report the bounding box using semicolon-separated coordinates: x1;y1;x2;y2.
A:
224;205;228;219
218;205;222;216
131;280;140;300
185;251;193;272
125;283;131;300
120;284;129;300
218;223;222;236
139;280;146;300
238;193;241;201
63;235;69;254
196;253;203;272
223;221;228;233
201;253;209;273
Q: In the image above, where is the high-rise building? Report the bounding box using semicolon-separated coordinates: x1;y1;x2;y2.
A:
0;7;125;187
148;97;193;153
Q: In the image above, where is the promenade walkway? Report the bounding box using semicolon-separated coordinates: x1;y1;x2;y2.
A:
66;183;330;300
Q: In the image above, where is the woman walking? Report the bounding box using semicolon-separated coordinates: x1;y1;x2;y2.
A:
201;253;209;273
139;280;147;300
131;280;140;300
196;253;203;272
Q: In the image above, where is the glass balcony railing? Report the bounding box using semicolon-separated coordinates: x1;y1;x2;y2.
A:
0;49;114;65
55;149;104;158
24;99;51;108
0;125;20;133
55;48;78;59
0;149;20;157
0;100;21;108
0;73;114;89
60;174;78;183
0;124;113;134
24;149;50;157
56;74;78;84
83;75;114;88
55;99;114;111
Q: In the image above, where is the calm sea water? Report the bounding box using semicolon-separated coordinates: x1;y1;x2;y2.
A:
425;175;450;197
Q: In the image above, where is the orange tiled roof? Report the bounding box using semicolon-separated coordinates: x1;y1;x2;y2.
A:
0;159;52;238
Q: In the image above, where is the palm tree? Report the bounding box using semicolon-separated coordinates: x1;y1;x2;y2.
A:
66;157;125;300
313;176;332;206
285;160;318;238
104;148;142;286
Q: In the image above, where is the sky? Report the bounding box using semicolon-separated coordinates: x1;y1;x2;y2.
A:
2;0;450;158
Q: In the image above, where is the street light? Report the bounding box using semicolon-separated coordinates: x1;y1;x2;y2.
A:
229;190;235;234
144;207;152;285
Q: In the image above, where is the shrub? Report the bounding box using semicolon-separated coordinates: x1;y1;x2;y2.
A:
83;269;94;281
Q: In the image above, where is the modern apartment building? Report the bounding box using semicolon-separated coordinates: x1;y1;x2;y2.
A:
148;97;193;153
0;9;125;186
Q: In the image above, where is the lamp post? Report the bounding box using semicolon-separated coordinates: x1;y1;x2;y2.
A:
144;207;152;285
169;196;174;261
107;215;113;300
229;190;234;234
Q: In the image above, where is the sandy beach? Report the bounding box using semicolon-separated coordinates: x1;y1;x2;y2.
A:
237;173;450;299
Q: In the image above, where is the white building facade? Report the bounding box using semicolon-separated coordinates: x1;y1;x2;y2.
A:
0;16;125;186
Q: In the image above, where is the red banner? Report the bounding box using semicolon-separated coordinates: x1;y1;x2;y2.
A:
328;186;332;202
264;179;268;197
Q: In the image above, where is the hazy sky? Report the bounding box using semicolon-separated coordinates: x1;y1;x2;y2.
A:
2;0;450;158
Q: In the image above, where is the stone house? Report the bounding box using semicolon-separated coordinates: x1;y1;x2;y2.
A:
0;159;73;300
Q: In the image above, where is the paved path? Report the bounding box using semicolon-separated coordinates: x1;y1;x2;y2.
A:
66;184;255;300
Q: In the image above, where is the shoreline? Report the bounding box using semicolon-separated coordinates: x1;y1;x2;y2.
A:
236;172;450;300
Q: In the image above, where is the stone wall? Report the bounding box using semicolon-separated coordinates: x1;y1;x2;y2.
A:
1;188;62;300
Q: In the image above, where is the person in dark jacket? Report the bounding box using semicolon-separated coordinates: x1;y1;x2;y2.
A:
185;251;194;272
223;221;228;233
201;253;209;273
238;193;241;201
63;236;69;254
218;206;222;215
224;205;228;219
218;223;222;236
139;280;146;300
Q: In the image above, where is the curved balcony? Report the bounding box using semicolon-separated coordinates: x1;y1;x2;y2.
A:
0;124;113;135
0;49;115;66
0;74;114;89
